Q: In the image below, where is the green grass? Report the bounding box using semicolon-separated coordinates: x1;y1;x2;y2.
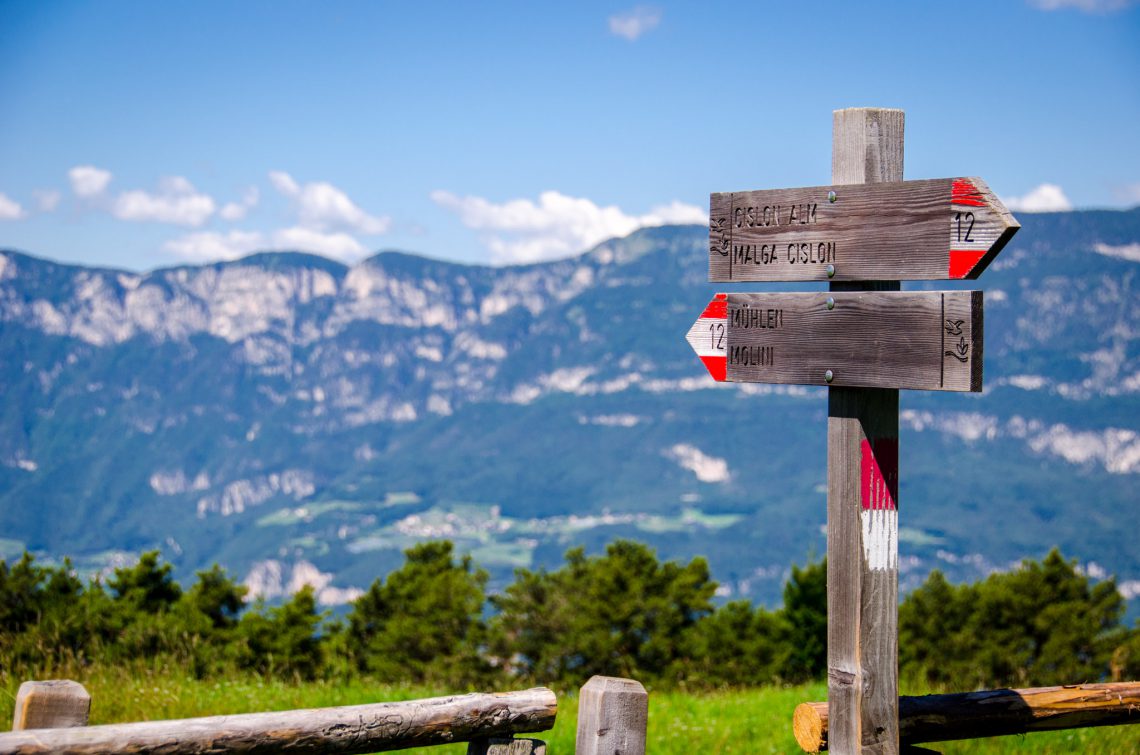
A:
2;668;1137;753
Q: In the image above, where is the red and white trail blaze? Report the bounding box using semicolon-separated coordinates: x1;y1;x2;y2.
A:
685;293;727;381
861;438;898;571
949;178;993;280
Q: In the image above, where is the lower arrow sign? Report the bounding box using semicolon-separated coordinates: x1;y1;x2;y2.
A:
686;293;729;381
686;291;983;392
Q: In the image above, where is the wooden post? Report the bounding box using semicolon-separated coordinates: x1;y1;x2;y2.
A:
574;676;648;755
827;107;904;755
793;681;1140;752
12;680;90;731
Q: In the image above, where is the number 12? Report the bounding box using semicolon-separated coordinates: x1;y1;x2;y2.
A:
709;322;725;351
955;211;975;243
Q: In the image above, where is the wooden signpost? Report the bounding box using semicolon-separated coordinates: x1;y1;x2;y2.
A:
692;108;1018;755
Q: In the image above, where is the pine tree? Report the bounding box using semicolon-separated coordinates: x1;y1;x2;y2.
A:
346;541;490;684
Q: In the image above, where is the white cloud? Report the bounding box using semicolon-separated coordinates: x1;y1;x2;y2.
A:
219;186;260;221
68;166;217;225
642;199;709;225
162;173;385;263
165;226;368;263
219;204;244;222
432;189;707;264
609;6;662;40
112;176;216;226
268;171;299;196
164;230;266;262
271;226;367;260
1092;242;1140;262
269;171;389;235
0;193;26;220
69;165;112;197
1028;0;1136;11
1002;183;1072;212
34;189;61;212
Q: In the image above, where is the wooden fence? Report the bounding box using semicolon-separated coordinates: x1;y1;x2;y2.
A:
0;675;646;755
5;675;1137;752
793;682;1140;753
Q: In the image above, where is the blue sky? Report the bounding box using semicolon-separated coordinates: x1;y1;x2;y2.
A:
1;0;1138;271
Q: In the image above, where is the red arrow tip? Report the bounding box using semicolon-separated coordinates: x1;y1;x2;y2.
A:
700;356;727;381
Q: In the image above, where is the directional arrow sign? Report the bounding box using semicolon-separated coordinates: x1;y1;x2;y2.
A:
709;177;1018;282
686;291;983;392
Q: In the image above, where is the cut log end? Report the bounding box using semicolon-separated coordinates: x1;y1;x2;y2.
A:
793;702;828;752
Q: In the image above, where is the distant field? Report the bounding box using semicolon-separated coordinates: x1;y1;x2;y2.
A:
2;668;1137;753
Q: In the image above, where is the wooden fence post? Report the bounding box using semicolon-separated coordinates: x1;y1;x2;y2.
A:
574;676;647;755
12;680;91;731
827;107;904;755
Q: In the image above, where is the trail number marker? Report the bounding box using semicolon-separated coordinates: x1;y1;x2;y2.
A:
709;177;1018;282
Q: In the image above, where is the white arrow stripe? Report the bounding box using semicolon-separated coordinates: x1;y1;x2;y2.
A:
686;316;727;358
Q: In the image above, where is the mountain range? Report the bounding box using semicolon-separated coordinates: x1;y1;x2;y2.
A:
2;208;1138;609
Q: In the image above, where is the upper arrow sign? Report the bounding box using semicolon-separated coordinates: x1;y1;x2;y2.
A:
709;177;1018;282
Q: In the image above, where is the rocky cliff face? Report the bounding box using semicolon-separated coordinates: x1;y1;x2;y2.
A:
2;211;1138;608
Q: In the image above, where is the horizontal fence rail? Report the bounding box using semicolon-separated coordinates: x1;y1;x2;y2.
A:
793;682;1140;752
0;687;556;755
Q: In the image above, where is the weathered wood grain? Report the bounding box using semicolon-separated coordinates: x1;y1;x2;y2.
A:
828;106;903;755
707;176;1018;282
699;291;982;392
829;386;900;755
12;681;90;731
793;682;1140;752
574;676;648;755
0;687;556;755
832;107;904;186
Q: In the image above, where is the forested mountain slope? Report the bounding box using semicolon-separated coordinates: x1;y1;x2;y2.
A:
2;208;1137;606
